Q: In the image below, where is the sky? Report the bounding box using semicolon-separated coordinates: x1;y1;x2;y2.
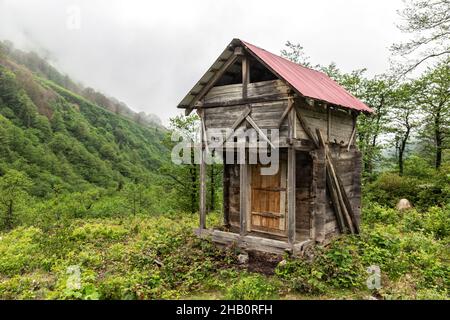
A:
0;0;409;124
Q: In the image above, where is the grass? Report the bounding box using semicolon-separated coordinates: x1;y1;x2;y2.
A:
0;204;448;300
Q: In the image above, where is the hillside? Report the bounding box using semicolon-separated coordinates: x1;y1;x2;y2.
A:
0;43;169;197
0;40;163;128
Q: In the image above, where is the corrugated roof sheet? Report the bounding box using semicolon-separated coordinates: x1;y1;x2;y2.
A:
241;40;373;113
177;39;373;113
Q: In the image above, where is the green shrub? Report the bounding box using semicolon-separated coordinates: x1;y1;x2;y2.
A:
422;206;450;239
0;226;43;275
71;222;128;241
275;259;327;294
362;202;399;225
365;165;450;211
225;274;278;300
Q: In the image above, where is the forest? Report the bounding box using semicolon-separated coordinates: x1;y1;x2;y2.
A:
0;0;448;300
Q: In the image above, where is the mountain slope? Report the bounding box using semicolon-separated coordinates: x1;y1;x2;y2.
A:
0;44;169;197
0;40;162;128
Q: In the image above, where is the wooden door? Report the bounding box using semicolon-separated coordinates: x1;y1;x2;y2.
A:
250;162;286;234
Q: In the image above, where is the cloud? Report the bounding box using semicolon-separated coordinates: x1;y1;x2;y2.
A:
0;0;406;124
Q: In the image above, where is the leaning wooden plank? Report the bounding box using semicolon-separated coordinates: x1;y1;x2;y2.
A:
316;129;356;234
317;129;350;232
325;165;347;233
336;173;360;233
295;106;319;148
185;51;239;115
327;151;355;234
245;115;276;149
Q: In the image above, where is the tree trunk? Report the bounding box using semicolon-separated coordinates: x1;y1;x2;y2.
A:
435;110;442;169
398;128;410;176
6;200;13;230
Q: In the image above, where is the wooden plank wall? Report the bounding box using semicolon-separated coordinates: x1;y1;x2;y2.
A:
295;151;313;240
295;100;354;145
204;79;290;103
203;102;289;138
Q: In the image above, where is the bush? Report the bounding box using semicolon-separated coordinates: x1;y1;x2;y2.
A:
0;226;43;275
365;167;450;211
225;274;278;300
275;259;327;294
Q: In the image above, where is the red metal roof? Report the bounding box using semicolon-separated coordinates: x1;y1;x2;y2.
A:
242;40;373;113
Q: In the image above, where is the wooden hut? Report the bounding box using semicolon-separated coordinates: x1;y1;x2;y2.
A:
177;39;373;256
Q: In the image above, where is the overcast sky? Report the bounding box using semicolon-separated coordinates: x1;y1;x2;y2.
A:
0;0;408;123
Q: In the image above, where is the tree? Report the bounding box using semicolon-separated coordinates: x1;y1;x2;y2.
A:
0;169;32;229
415;60;450;168
391;0;450;74
122;182;145;216
207;164;223;212
356;76;397;174
390;83;420;175
280;41;313;68
162;114;201;213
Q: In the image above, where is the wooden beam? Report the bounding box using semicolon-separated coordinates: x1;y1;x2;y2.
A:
239;161;248;236
221;105;251;146
196;93;295;109
185;53;239;115
347;113;357;152
287;147;296;245
245;115;276;149
223;163;230;228
196;229;297;255
277;97;294;128
242;55;250;99
199;143;207;231
197;109;210;154
295;106;319;148
327;105;331;143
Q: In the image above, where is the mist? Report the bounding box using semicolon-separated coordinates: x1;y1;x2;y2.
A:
0;0;408;124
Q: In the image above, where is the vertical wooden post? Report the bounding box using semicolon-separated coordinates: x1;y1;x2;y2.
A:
311;149;327;242
199;116;207;231
327;105;331;143
287;147;296;245
239;159;248;236
223;162;230;227
287;98;295;144
242;55;249;99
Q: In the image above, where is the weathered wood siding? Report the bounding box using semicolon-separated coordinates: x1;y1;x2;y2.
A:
295;101;354;145
204;79;290;104
203;80;290;139
295;151;313;239
203;101;289;138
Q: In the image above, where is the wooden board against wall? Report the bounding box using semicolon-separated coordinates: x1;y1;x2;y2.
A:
322;147;362;242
